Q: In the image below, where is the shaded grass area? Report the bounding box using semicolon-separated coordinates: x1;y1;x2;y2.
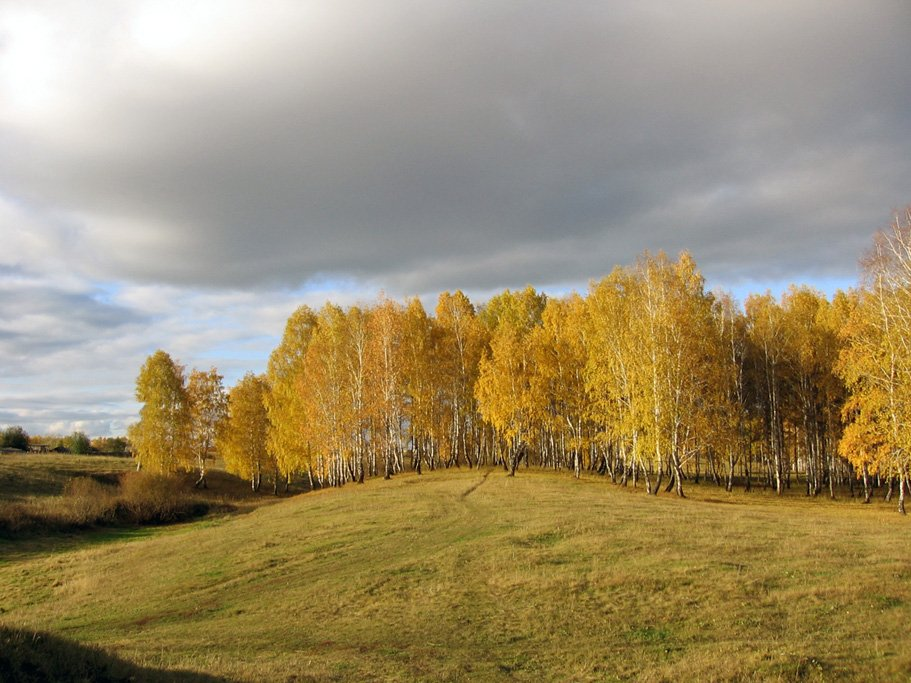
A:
0;625;228;682
2;469;911;681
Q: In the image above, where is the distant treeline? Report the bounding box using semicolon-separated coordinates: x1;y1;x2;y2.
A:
0;426;128;455
130;209;911;511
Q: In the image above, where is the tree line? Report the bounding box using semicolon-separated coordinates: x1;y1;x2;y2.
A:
131;209;911;511
0;426;127;455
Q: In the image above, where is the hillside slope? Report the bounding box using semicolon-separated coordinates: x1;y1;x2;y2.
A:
2;469;910;681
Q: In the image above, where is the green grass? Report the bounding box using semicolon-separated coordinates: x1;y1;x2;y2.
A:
2;467;911;681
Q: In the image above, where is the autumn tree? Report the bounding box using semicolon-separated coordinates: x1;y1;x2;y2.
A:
586;268;643;486
219;373;276;492
744;293;789;493
838;208;911;512
236;227;905;503
265;305;317;487
435;290;487;468
400;297;441;472
528;294;589;476
710;292;750;491
584;254;731;497
345;306;371;481
839;284;906;507
302;304;359;486
366;297;407;478
778;287;847;497
836;291;883;503
632;252;725;497
187;367;228;488
476;286;546;474
130;350;191;474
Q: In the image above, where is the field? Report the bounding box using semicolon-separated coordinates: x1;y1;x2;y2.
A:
2;457;911;681
0;452;136;501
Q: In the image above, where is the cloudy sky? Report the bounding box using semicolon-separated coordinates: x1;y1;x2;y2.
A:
1;1;909;437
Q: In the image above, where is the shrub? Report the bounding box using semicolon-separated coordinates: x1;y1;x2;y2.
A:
117;472;207;524
64;431;92;455
59;477;118;525
0;501;33;534
1;425;29;450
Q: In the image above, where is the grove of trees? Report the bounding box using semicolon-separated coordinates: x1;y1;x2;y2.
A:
129;209;911;511
0;427;120;454
129;352;227;485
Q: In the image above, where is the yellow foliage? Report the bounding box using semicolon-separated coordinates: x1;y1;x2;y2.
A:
130;350;192;474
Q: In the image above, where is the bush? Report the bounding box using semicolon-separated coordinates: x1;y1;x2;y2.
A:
59;478;118;525
64;431;92;455
0;502;32;534
1;425;29;450
117;472;208;524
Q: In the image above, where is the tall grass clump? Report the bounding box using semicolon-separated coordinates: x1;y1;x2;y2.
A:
117;472;209;524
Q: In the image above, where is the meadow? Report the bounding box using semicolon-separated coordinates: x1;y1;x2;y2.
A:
1;456;910;681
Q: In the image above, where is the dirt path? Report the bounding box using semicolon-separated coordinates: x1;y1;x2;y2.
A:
460;469;492;499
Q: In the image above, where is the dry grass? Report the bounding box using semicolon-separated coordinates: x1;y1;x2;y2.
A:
2;468;911;681
0;453;135;501
0;624;225;682
0;452;293;539
0;472;211;536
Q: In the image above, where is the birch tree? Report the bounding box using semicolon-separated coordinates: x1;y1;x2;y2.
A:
265;305;317;487
130;350;191;474
838;208;911;512
744;293;789;494
586;268;643;487
366;297;407;478
219;373;276;492
529;295;588;475
435;290;487;468
476;286;545;474
187;367;228;488
710;292;749;491
302;304;357;486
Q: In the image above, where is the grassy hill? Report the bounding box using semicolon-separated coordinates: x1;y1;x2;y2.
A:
1;464;910;681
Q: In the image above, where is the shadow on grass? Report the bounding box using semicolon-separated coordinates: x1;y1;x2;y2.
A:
0;625;231;682
0;525;176;566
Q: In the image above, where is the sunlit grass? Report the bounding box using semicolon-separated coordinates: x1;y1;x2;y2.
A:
2;467;910;681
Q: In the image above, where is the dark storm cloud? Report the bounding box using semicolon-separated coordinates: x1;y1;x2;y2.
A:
1;1;908;294
2;1;911;436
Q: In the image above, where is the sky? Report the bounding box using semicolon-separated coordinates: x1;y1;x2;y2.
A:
1;0;910;438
